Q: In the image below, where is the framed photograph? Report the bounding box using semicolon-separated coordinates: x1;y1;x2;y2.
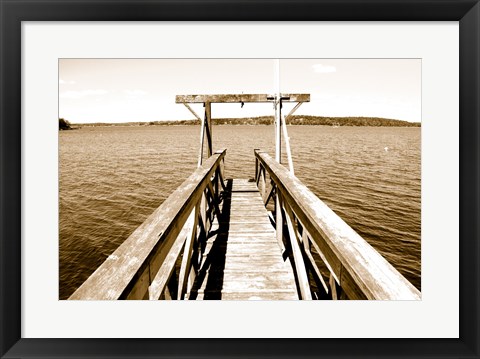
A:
1;0;479;358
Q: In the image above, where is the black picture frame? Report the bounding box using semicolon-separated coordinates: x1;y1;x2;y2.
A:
1;0;479;358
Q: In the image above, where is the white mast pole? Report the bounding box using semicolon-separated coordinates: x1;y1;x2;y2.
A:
274;59;281;163
273;59;284;254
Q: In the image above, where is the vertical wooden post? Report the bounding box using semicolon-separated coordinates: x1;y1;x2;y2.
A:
283;201;312;300
205;102;212;158
261;167;267;202
198;111;206;167
254;149;259;183
177;206;199;299
200;191;207;241
329;269;344;300
214;169;219;203
275;189;284;257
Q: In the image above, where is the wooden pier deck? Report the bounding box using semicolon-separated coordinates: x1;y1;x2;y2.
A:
189;179;298;300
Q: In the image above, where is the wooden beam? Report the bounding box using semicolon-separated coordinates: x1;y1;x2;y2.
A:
284;102;303;121
176;94;310;104
182;103;202;122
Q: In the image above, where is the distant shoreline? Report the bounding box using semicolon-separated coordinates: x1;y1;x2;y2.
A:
69;116;421;128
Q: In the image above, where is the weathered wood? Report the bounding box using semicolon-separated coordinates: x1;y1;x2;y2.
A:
304;248;329;293
204;102;212;157
329;273;339;300
177;206;199;299
255;149;259;184
275;194;284;252
195;290;298;301
176;94;310;104
69;149;226;300
301;228;329;293
148;215;190;300
182;102;202;122
190;179;298;300
282;197;312;300
284;101;303;121
307;228;340;284
197;110;206;166
254;150;421;300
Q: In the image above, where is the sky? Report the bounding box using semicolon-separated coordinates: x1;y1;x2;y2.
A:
59;59;421;124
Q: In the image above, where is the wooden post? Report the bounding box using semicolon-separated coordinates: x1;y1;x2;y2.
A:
275;189;284;256
204;102;212;158
198;113;206;167
330;273;339;300
178;205;199;299
261;167;267;202
283;199;312;299
214;169;219;203
255;158;258;183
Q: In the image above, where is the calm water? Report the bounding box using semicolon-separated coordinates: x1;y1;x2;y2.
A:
59;125;421;299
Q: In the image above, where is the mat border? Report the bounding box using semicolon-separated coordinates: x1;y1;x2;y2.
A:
1;0;479;358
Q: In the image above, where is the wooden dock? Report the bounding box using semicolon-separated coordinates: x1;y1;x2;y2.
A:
189;179;298;300
69;93;421;301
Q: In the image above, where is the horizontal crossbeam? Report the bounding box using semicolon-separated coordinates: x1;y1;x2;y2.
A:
176;94;310;104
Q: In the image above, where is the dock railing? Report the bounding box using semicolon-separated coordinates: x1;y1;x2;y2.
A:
69;149;227;300
254;149;421;300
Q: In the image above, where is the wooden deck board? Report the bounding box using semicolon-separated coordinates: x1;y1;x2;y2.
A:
189;179;298;300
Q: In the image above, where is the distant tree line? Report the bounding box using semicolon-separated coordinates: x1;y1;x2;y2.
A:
211;115;420;127
68;116;421;128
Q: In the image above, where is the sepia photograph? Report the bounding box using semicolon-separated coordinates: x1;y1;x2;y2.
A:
59;58;421;300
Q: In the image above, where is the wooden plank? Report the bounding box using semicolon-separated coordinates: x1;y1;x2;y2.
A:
218;217;270;223
216;243;282;252
229;204;268;209
220;239;279;244
190;178;298;301
221;261;293;271
201;268;293;275
230;195;264;199
216;278;297;291
176;94;310;104
194;290;298;300
229;196;264;202
204;243;282;253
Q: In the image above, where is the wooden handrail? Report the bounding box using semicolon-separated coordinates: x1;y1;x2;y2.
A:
69;149;226;300
254;149;421;300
